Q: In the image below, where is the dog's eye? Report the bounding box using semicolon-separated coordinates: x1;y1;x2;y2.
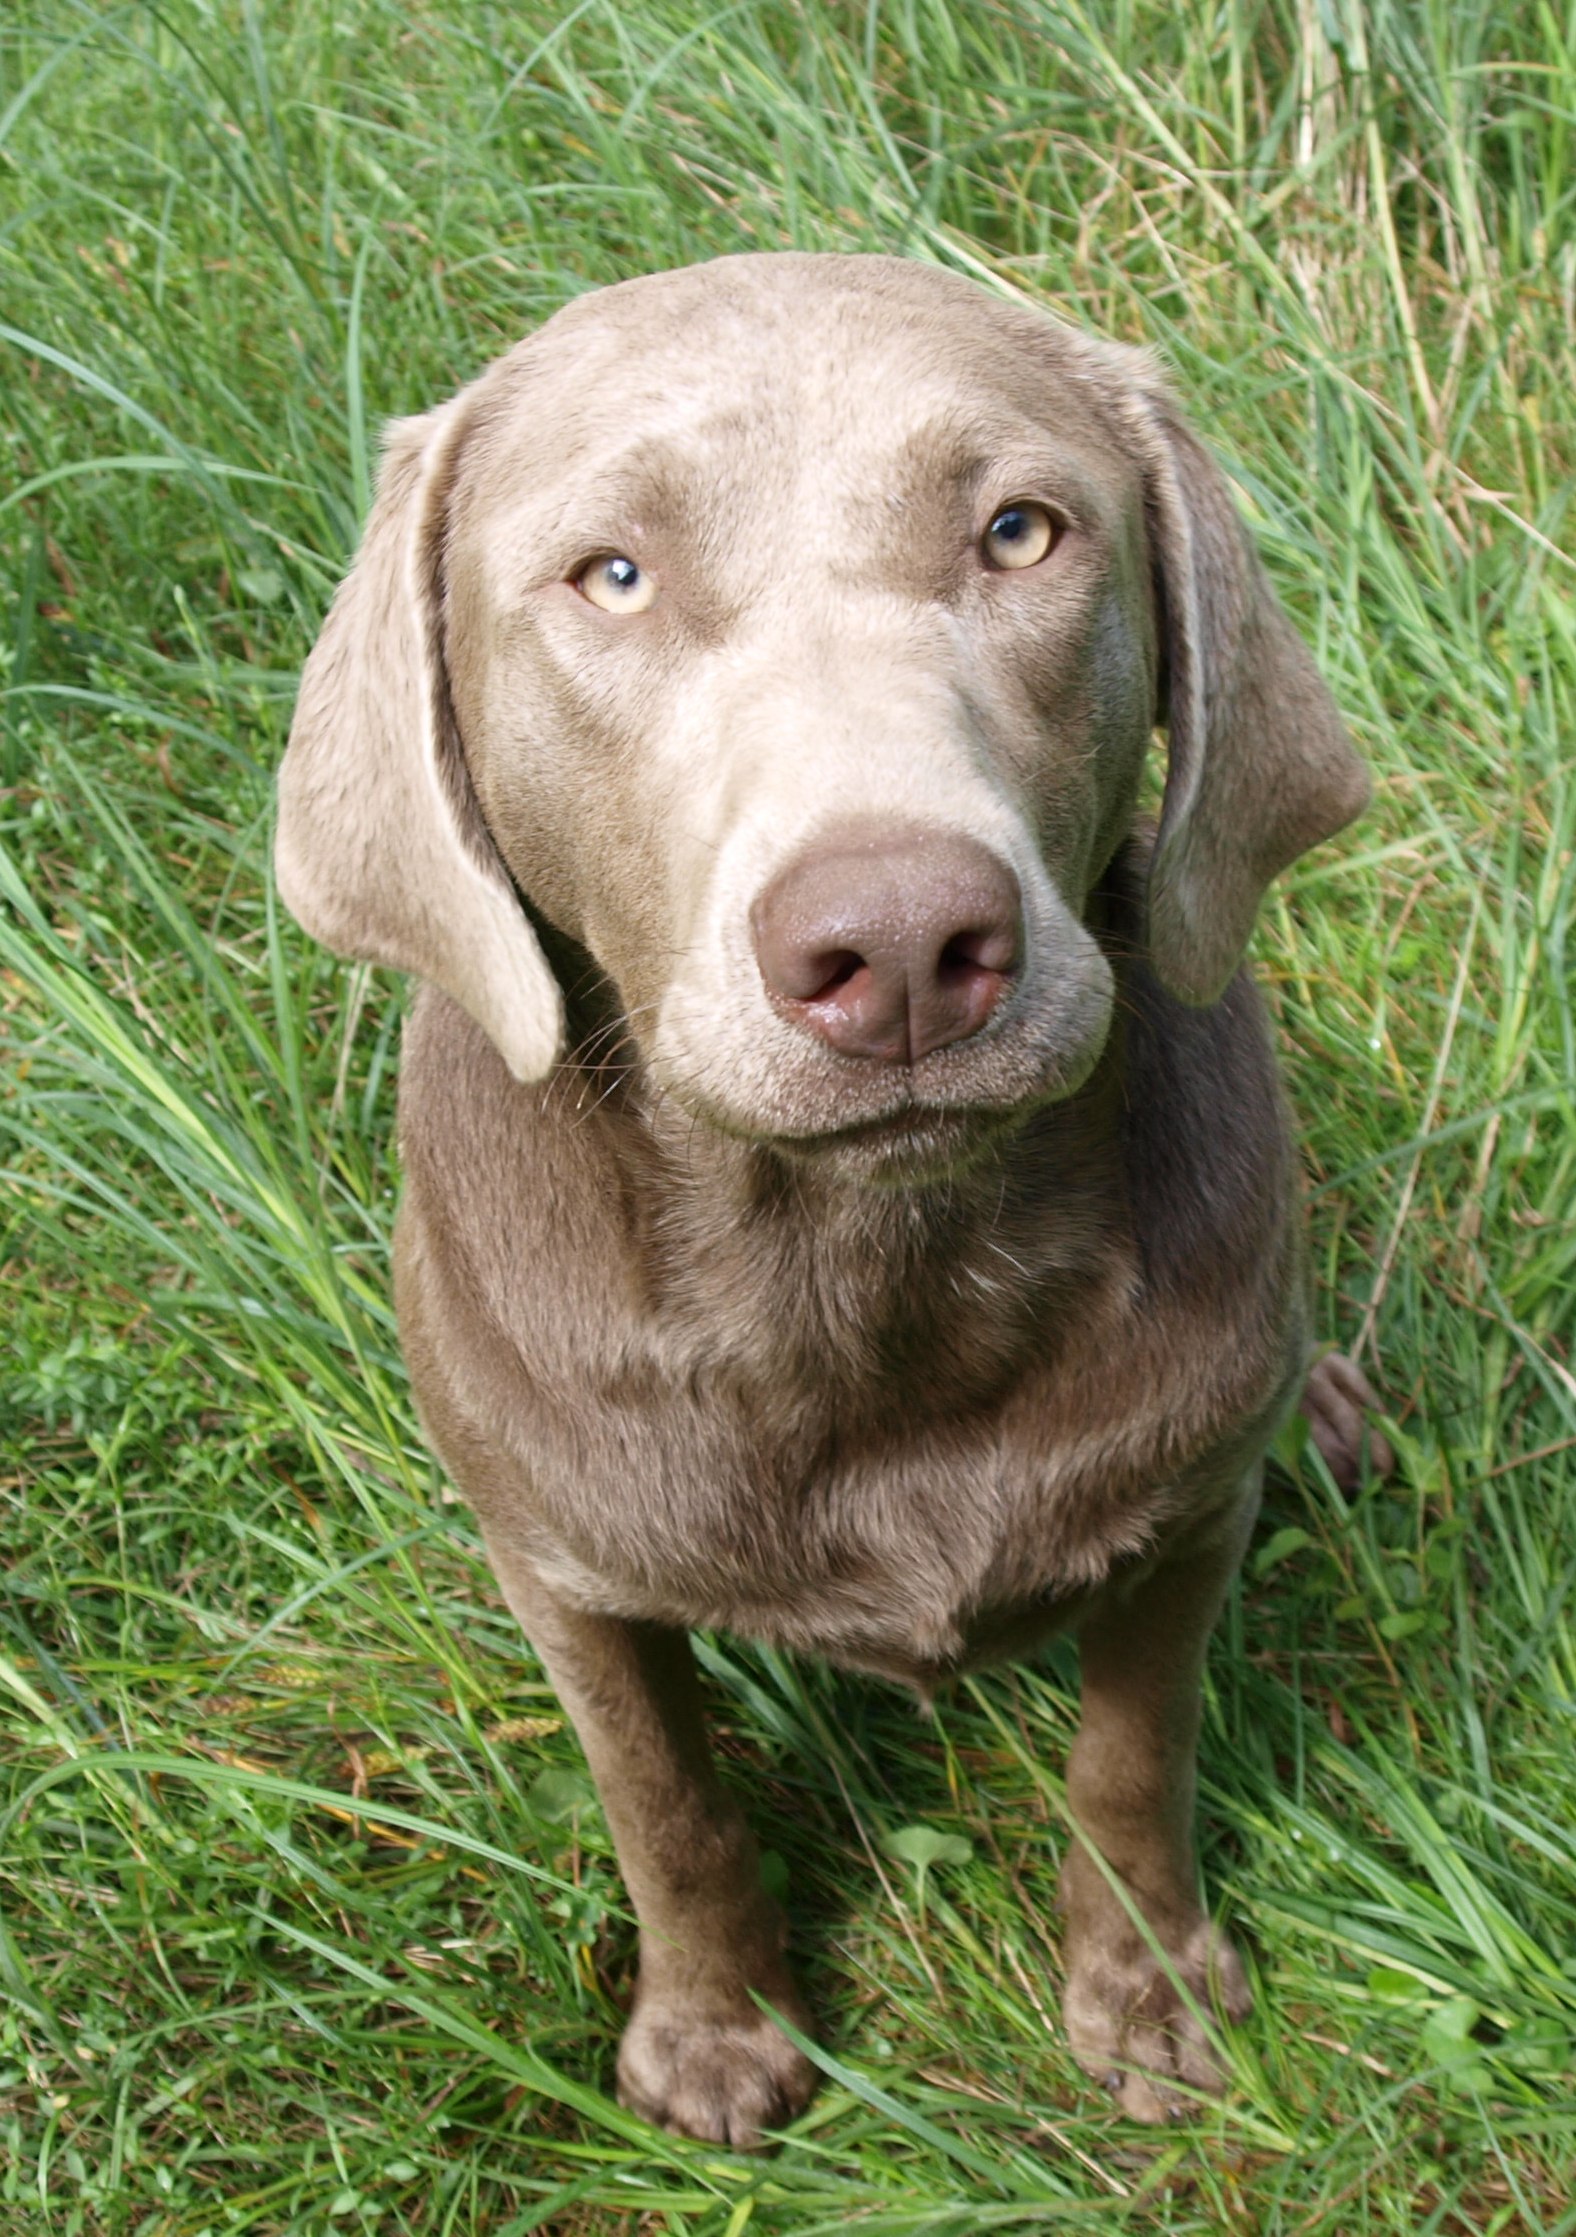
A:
982;503;1057;571
576;554;656;613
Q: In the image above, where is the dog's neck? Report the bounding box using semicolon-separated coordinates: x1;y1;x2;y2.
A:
643;1082;1133;1419
533;840;1289;1426
547;872;1145;1423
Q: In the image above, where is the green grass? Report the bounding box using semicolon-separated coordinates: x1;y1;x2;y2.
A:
2;0;1574;2228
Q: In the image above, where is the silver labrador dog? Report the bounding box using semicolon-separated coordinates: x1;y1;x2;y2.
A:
277;253;1383;2144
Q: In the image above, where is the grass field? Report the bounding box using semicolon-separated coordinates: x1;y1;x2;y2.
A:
3;1;1575;2229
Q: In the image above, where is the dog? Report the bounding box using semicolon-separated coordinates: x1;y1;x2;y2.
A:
276;253;1384;2146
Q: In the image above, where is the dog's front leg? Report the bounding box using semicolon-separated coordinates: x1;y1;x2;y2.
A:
1059;1487;1258;2121
482;1540;816;2146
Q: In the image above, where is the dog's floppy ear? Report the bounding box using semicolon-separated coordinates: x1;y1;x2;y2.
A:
1125;385;1370;1006
276;403;564;1081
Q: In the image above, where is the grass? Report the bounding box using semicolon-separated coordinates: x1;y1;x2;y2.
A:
1;0;1574;2228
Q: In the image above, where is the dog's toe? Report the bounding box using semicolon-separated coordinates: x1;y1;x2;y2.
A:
1063;1918;1250;2123
616;1996;817;2149
1300;1351;1393;1488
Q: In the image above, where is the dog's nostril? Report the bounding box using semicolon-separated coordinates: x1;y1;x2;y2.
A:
938;926;1019;982
751;824;1022;1065
810;949;865;998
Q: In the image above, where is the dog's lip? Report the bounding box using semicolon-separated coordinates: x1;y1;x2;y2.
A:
749;1031;1109;1151
660;1032;1108;1154
775;1096;1013;1154
653;974;1115;1153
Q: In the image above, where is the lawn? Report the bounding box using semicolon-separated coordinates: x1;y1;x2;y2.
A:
2;2;1574;2231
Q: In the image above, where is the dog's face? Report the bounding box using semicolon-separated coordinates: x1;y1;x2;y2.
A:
278;255;1367;1176
450;263;1153;1166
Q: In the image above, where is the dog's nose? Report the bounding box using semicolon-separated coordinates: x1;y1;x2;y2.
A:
751;827;1022;1063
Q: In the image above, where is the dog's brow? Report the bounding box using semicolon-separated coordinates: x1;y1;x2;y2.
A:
559;420;1112;540
873;404;1108;494
538;424;786;550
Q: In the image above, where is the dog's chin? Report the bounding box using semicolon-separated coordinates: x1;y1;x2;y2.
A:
657;1025;1112;1189
773;1100;1030;1187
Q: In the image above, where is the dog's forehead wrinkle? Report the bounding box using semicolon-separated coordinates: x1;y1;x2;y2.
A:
475;279;1141;571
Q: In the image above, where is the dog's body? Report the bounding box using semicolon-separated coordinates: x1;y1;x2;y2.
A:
397;858;1296;1687
278;254;1381;2144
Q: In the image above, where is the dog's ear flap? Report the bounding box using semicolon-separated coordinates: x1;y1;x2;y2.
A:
1129;387;1370;1006
276;404;564;1081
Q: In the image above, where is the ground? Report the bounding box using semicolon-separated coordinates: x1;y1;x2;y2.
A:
1;3;1573;2231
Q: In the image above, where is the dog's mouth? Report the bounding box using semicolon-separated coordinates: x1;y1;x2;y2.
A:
765;1094;1033;1182
647;1003;1116;1185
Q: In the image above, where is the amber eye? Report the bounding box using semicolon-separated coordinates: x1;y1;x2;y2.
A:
576;553;656;613
982;502;1056;571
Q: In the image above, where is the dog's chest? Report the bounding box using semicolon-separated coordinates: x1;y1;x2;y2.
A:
398;990;1297;1683
475;1226;1266;1683
525;1365;1180;1680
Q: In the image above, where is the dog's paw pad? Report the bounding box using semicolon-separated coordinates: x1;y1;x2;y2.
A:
617;2000;816;2148
1063;1920;1250;2123
1300;1352;1394;1488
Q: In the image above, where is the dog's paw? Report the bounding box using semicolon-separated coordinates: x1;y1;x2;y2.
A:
1301;1351;1393;1489
1062;1918;1251;2123
616;1995;817;2148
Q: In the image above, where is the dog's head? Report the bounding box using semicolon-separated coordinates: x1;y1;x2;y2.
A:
278;255;1367;1177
